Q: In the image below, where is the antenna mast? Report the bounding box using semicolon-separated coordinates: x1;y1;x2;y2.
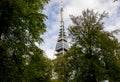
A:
60;0;64;55
60;0;64;28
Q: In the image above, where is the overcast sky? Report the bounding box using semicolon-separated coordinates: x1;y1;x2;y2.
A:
40;0;120;59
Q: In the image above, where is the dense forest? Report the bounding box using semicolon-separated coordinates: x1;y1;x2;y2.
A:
0;0;120;82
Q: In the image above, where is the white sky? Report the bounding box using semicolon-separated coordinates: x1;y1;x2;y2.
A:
40;0;120;59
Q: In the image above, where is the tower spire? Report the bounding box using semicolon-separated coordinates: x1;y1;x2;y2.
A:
60;1;64;26
55;1;68;56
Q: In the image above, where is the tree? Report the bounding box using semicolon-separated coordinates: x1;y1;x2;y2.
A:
69;9;120;82
0;0;51;81
22;47;52;82
54;55;72;82
54;9;120;82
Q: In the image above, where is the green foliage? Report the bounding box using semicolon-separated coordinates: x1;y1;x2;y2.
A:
0;0;51;82
54;55;72;82
54;9;120;82
22;47;52;82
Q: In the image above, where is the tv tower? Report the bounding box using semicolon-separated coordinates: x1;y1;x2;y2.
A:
55;1;68;56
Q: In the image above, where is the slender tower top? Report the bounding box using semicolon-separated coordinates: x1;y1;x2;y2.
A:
60;1;63;25
55;0;68;56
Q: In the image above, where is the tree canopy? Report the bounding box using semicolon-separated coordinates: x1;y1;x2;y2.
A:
54;9;120;82
0;0;52;81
